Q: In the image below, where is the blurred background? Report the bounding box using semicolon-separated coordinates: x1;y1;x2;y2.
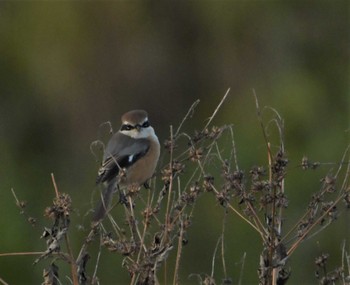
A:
0;1;349;284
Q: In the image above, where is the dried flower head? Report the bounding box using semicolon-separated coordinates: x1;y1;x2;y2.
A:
208;126;223;140
250;166;266;181
189;147;203;162
203;175;214;192
315;253;329;268
45;193;72;221
164;138;176;153
301;156;321;170
321;175;336;193
343;192;350;208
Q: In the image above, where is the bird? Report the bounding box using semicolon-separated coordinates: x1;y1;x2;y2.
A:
93;109;160;222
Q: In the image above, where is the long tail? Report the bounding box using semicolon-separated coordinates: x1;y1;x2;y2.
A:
92;178;117;222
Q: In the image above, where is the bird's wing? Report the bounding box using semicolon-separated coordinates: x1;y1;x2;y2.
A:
96;132;150;184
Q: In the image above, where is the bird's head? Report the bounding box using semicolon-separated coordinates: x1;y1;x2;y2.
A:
120;110;155;139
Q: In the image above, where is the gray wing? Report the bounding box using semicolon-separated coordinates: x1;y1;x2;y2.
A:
96;132;150;184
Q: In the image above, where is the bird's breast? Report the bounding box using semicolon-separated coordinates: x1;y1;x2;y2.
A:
121;137;160;186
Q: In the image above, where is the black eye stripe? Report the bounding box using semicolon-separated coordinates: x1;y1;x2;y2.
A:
121;121;150;131
121;124;134;131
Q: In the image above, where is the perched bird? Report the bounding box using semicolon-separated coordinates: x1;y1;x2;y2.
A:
93;110;160;221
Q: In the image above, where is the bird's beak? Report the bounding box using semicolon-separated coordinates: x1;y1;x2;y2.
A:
135;125;141;132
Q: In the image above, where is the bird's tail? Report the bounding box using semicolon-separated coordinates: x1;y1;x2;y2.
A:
92;178;117;222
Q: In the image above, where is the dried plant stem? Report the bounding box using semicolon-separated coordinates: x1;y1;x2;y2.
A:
304;219;333;242
272;270;277;285
64;234;78;283
287;147;350;257
226;203;262;234
174;100;200;137
76;229;96;264
0;277;9;285
173;218;184;285
108;214;123;240
238;252;246;285
211;236;222;279
228;126;239;172
253;89;270;154
126;200;146;285
278;176;285;236
253;91;289;285
341;240;350;280
280;210;311;244
51;173;59;198
335;144;350;179
203;88;230;131
51;173;79;285
128;195;144;248
287;192;346;257
163;125;175;247
221;211;228;279
135;188;152;267
155;125;176;285
246;202;269;243
268;109;285;238
267;142;277;285
129;267;138;284
92;237;102;284
11;188;20;207
197;159;267;240
0;251;44;257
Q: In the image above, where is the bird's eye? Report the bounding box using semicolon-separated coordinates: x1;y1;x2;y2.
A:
142;121;150;128
121;124;134;131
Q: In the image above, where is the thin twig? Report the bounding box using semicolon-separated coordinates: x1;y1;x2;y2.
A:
221;211;228;279
238;252;246;285
127;195;144;248
197;159;267;239
51;173;59;198
76;229;98;264
0;277;9;285
287;192;347;257
334;144;350;179
135;188;152;265
228;125;239;172
11;188;20;206
173;217;184;285
287;145;350;257
163;125;175;247
280;209;311;244
253;89;271;154
203;88;230;131
226;204;262;235
65;234;79;285
174;100;200;137
0;251;44;257
342;240;350;280
92;234;102;283
211;236;222;278
90;140;105;163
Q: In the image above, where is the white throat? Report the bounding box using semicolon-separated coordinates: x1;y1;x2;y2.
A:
121;126;158;141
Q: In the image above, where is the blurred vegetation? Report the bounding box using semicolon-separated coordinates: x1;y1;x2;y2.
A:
0;1;349;284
